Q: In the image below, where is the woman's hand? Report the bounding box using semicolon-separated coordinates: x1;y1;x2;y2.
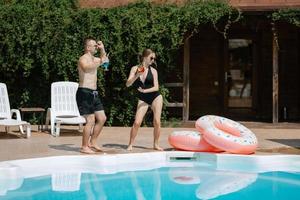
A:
137;87;145;93
135;66;144;77
135;70;144;77
126;66;143;87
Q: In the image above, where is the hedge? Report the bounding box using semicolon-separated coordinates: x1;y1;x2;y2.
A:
0;0;240;125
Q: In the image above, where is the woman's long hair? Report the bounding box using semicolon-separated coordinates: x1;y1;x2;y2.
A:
139;49;157;68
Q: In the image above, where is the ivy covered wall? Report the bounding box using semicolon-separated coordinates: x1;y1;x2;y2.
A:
0;0;240;125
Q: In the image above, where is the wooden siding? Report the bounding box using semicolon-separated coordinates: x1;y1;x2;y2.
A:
278;23;300;121
187;20;300;121
258;22;273;121
189;27;223;119
255;22;300;121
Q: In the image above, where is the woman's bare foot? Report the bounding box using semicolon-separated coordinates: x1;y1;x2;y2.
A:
127;145;133;151
154;145;164;151
80;147;95;154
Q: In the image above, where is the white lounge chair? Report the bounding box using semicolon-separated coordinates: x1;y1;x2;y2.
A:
0;83;31;138
45;81;85;137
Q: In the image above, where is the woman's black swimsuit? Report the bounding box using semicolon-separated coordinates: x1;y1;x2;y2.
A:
133;66;160;105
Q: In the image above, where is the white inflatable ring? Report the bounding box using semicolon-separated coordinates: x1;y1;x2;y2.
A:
195;115;257;154
168;131;221;152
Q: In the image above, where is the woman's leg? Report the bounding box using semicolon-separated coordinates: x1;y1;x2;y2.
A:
151;95;163;151
127;101;149;151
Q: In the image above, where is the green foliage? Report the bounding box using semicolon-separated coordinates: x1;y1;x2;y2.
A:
272;9;300;27
0;0;237;125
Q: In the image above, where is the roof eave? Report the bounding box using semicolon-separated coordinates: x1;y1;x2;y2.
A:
233;4;300;11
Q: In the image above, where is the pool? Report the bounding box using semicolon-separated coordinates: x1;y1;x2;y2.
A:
1;152;300;199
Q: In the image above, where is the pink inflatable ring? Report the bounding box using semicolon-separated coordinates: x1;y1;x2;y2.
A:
168;131;221;152
196;115;257;154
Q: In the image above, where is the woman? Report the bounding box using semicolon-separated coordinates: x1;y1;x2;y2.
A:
126;49;163;151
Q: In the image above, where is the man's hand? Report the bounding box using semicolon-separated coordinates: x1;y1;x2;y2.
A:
97;40;107;57
97;41;105;50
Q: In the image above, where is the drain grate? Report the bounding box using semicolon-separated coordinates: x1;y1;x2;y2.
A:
169;156;197;161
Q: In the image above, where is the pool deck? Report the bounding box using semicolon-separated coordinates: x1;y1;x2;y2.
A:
0;122;300;161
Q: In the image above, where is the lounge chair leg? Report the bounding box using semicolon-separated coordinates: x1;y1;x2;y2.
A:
5;126;9;133
55;122;61;137
51;123;55;136
79;124;83;132
45;108;50;131
26;124;31;138
19;125;24;134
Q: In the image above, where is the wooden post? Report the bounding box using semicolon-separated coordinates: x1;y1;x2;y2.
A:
183;38;190;122
272;31;279;123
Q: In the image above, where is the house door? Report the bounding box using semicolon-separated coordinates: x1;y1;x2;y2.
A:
224;37;258;119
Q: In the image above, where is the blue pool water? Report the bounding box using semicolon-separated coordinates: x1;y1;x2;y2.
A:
2;165;300;200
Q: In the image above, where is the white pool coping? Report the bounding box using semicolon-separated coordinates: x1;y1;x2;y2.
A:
1;152;300;179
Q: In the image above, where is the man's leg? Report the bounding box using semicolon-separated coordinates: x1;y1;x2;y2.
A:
81;114;95;154
89;110;106;151
151;95;163;151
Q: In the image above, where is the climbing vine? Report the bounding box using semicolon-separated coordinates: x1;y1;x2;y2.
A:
0;0;239;125
272;8;300;27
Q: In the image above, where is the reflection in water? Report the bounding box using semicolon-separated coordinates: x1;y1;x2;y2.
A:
129;171;146;200
196;171;257;199
169;167;257;200
51;172;81;192
84;173;107;200
128;170;162;200
2;165;300;199
168;167;202;185
0;164;24;196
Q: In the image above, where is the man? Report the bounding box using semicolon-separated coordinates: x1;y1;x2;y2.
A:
76;37;107;154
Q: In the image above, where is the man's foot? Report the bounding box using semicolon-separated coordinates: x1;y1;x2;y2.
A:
88;144;103;152
154;145;164;151
80;147;95;154
126;145;133;151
